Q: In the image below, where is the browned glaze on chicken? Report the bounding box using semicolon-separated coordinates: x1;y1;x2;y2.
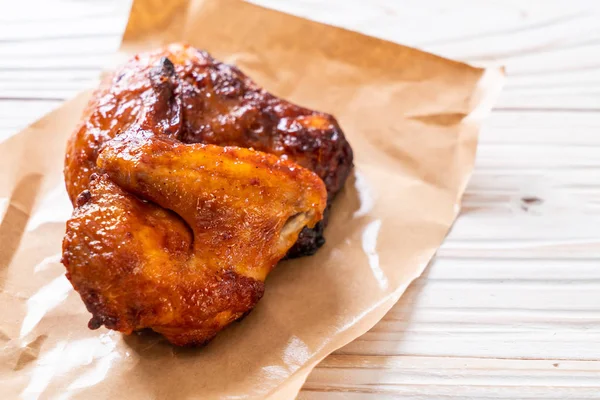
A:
64;43;353;257
63;130;326;346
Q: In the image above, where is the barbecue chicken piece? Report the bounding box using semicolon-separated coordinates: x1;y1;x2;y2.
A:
64;43;353;257
62;131;326;346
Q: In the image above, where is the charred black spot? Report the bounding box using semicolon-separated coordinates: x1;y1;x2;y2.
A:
88;316;103;330
76;190;92;207
285;219;326;259
158;57;176;77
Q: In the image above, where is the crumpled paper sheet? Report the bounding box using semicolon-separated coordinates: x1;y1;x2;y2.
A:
0;0;504;398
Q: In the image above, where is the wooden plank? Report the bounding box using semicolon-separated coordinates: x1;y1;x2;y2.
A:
302;356;600;399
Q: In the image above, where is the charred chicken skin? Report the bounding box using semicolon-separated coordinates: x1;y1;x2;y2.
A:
64;43;353;257
62;44;351;345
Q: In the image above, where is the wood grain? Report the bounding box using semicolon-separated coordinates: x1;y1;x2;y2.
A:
2;0;599;398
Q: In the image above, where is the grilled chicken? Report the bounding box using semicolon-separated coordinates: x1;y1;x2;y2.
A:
61;44;350;345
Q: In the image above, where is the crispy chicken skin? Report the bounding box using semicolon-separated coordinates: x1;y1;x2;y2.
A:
64;43;353;257
63;132;326;346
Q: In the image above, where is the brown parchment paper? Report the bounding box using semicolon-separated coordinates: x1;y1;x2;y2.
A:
0;0;504;398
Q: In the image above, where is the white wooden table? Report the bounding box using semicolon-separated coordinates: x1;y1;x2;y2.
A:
2;0;600;398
